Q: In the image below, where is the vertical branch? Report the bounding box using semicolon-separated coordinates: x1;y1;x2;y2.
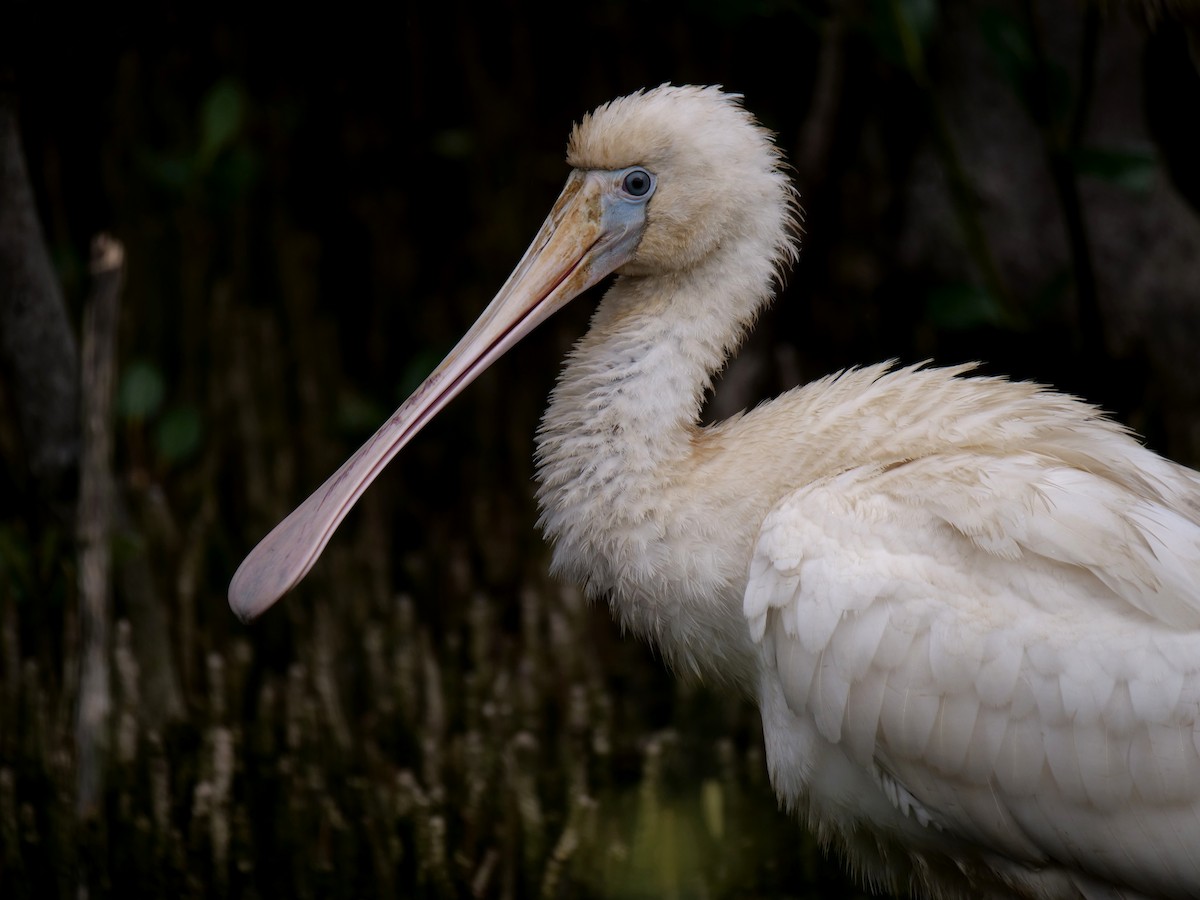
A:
76;234;125;819
1068;2;1100;149
795;9;846;185
1022;0;1103;356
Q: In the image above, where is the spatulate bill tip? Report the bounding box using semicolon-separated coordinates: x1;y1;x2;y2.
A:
228;558;290;623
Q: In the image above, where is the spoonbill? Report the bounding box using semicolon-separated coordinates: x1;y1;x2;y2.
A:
231;85;1200;898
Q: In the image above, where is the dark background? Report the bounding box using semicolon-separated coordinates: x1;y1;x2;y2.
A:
2;1;1199;897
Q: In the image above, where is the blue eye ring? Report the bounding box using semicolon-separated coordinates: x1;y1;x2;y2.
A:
621;167;654;199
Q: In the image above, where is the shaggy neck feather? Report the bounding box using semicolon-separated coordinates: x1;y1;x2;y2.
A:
534;237;777;686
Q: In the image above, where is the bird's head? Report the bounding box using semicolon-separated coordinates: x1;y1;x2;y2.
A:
565;84;797;277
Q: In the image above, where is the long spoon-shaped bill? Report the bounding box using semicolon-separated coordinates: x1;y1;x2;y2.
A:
229;169;647;621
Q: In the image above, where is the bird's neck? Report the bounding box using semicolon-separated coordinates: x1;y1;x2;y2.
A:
535;246;776;688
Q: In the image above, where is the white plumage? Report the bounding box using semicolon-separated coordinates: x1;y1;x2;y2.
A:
231;85;1200;898
743;372;1200;896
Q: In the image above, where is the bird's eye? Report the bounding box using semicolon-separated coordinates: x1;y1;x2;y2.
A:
621;168;654;198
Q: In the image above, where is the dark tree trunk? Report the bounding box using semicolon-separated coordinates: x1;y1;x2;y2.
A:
0;102;80;523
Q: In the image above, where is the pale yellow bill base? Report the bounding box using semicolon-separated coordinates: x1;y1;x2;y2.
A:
229;169;645;621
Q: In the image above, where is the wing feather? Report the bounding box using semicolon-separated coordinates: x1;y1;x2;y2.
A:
745;451;1200;895
928;691;978;776
844;668;889;763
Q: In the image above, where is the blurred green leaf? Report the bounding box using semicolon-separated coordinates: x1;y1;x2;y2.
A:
117;361;167;420
153;405;203;464
926;283;1010;330
139;79;250;193
1073;146;1157;192
198;79;247;166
